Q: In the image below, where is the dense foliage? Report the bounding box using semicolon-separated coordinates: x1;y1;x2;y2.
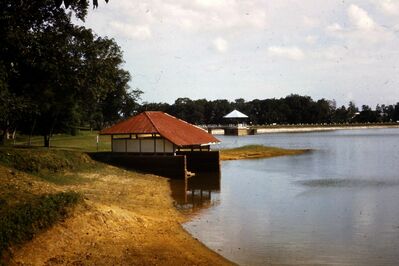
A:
0;0;141;146
139;96;399;125
55;0;109;10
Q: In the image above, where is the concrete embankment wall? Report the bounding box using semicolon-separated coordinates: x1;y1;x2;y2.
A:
176;151;220;173
224;128;250;136
255;125;399;134
90;151;221;179
208;128;225;135
205;124;399;136
90;152;187;179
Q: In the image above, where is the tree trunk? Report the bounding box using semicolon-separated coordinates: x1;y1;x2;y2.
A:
29;118;37;146
44;135;51;148
0;130;6;145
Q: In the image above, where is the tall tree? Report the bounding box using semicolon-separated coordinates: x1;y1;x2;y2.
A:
55;0;108;10
1;0;137;146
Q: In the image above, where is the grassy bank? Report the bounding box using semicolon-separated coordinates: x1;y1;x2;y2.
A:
0;192;81;260
0;148;88;262
220;145;309;160
0;148;99;185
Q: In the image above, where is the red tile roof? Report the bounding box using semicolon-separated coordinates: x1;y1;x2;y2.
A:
100;111;220;147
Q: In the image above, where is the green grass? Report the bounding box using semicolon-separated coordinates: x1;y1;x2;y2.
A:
11;131;111;152
0;148;102;185
0;192;81;260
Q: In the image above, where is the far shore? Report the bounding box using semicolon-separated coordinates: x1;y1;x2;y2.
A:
253;124;399;134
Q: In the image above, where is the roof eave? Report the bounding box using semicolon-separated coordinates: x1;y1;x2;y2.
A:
99;131;158;135
178;141;220;147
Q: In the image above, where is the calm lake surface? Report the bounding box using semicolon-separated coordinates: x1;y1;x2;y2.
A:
176;128;399;265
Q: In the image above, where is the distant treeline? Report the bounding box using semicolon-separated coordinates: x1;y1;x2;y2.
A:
138;95;399;125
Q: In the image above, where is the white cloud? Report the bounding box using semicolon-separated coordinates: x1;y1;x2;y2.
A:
81;0;399;107
151;0;267;32
84;0;269;40
268;46;305;61
325;5;395;44
109;21;152;40
305;35;318;45
348;4;376;31
312;45;349;62
374;0;399;15
303;16;319;28
213;37;228;53
178;1;266;30
193;0;231;9
326;22;343;32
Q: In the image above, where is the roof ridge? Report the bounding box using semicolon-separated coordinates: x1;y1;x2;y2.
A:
144;111;161;134
144;112;179;145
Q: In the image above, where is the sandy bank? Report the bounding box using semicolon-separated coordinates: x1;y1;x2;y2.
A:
4;165;233;265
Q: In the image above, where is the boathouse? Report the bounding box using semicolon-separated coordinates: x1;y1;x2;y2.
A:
96;111;221;179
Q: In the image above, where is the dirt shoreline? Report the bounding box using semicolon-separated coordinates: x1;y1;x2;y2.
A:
5;165;233;265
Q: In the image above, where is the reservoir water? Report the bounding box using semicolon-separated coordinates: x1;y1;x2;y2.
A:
175;128;399;265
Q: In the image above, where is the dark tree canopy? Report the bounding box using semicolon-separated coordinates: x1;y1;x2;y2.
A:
55;0;109;9
139;96;399;126
0;0;140;146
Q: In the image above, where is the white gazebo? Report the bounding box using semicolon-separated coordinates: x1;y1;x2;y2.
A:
223;109;248;128
223;109;248;119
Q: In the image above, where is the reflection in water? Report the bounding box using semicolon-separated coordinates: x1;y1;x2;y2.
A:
169;172;221;212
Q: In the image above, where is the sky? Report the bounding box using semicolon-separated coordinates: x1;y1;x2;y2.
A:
81;0;399;107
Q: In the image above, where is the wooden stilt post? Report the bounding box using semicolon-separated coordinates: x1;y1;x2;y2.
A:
153;134;156;154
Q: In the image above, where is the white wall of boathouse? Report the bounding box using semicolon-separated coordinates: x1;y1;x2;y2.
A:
112;138;175;153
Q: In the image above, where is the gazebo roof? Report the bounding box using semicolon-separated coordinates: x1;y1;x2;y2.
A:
223;109;248;118
100;111;220;147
